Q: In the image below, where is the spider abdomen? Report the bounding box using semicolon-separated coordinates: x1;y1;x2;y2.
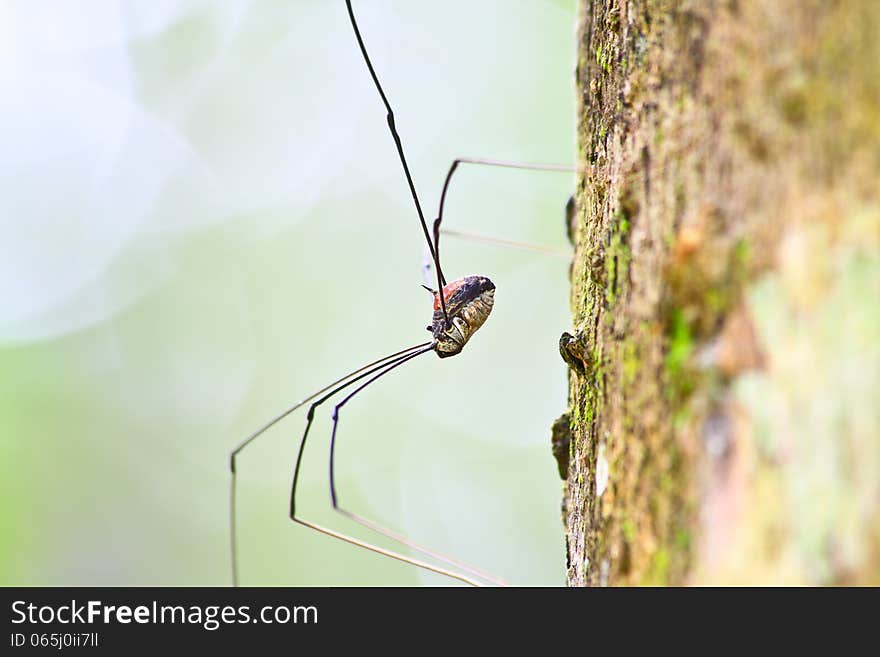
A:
430;275;495;358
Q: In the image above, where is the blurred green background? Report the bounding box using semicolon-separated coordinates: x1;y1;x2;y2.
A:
0;1;577;585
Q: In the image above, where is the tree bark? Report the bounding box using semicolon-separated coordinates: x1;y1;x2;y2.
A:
563;0;880;585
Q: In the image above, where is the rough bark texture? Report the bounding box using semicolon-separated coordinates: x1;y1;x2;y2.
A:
563;0;880;585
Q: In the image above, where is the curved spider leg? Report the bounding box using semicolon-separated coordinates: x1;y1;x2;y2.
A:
431;153;679;259
433;158;580;263
286;342;493;587
345;0;449;324
230;340;431;586
327;357;509;587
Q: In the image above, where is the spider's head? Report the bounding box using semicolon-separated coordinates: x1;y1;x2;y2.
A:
427;275;495;358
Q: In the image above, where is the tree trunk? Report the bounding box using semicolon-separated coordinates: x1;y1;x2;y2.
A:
563;0;880;585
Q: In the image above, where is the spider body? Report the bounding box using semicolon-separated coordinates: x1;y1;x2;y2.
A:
429;275;496;358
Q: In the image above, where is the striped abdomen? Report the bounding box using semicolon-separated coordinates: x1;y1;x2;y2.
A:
429;275;495;358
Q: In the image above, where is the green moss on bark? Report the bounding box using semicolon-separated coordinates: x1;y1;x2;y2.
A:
564;0;880;586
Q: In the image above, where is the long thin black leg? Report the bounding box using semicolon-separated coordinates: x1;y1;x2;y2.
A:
432;216;447;287
344;0;449;324
230;340;431;586
433;157;579;263
290;345;433;520
326;349;430;510
286;343;488;586
326;350;508;586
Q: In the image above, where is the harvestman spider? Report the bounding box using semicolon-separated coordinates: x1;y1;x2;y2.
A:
230;0;579;587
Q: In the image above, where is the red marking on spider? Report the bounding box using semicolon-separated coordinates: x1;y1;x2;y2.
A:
433;279;466;311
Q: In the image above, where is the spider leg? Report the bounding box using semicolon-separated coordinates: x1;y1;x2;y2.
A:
230;341;431;586
345;0;449;324
288;343;496;586
327;352;509;586
433;158;580;265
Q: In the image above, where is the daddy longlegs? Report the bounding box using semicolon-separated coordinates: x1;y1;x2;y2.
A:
230;0;658;587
